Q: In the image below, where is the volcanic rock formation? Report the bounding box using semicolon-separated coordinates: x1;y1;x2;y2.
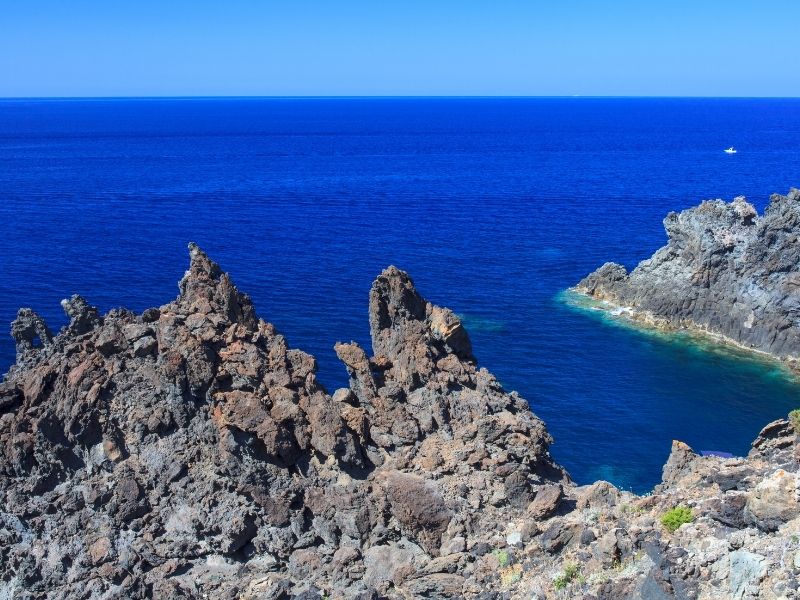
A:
1;244;799;599
576;189;800;363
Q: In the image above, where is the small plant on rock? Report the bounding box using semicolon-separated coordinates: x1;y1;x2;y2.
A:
500;563;523;587
553;562;581;590
789;409;800;434
620;503;645;516
492;549;510;567
661;506;693;533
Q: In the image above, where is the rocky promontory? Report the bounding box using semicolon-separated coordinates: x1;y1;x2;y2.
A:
576;189;800;363
1;245;799;599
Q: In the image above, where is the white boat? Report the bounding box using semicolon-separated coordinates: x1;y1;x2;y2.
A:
724;147;737;154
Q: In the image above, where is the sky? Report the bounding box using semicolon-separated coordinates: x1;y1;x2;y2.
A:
1;0;799;97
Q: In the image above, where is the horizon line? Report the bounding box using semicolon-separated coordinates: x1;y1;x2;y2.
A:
2;94;800;101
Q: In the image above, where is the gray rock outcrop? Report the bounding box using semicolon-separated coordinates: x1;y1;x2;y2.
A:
576;189;800;362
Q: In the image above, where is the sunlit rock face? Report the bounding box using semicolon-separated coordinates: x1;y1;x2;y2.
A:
1;242;798;599
0;245;568;599
577;189;800;362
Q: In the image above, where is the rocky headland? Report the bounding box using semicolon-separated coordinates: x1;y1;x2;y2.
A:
576;188;800;366
1;244;799;599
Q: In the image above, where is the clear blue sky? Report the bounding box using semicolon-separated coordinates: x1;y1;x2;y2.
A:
2;0;798;97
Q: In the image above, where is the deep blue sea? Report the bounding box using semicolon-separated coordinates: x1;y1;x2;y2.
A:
2;97;799;493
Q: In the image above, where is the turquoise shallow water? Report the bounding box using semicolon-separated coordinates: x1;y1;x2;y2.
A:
1;97;799;492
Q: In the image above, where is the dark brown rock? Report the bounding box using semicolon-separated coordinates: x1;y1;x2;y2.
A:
527;484;563;520
384;471;452;555
0;246;568;598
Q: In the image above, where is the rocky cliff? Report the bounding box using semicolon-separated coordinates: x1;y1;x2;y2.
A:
1;245;799;599
576;189;800;363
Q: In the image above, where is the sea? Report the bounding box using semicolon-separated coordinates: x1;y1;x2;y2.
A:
1;97;799;493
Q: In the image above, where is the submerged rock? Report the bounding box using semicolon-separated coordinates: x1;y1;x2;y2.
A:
1;244;798;599
576;189;800;363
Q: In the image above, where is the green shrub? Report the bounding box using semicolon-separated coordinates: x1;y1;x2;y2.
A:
492;549;510;567
661;506;693;532
789;409;800;434
553;562;581;590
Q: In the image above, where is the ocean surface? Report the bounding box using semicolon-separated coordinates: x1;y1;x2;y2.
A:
1;97;799;493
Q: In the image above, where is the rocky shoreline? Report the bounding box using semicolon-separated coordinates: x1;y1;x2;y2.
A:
563;290;793;372
1;244;799;599
575;189;800;369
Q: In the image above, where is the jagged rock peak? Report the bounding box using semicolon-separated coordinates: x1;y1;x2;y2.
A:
370;265;428;328
60;294;101;335
766;186;800;216
10;307;53;358
1;249;576;598
187;241;222;279
178;242;226;298
369;266;474;386
9;294;100;371
175;242;258;329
